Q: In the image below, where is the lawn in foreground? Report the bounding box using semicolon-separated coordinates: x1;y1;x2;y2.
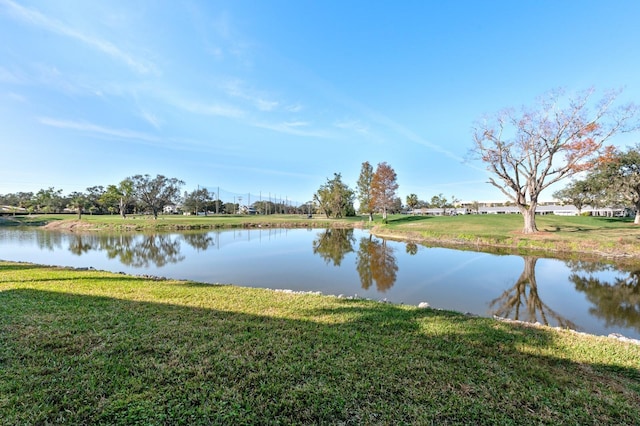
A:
1;261;639;424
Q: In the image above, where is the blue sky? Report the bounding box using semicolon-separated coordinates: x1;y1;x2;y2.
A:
1;0;639;205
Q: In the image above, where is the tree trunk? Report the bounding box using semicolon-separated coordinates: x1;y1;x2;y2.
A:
635;202;640;225
368;212;373;222
521;206;538;234
119;197;127;219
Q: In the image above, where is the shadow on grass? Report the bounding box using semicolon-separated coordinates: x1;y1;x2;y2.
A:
1;285;639;425
0;262;47;272
385;215;433;225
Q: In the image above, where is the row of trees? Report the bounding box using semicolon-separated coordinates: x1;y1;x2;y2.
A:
313;162;400;220
0;175;184;219
2;175;317;219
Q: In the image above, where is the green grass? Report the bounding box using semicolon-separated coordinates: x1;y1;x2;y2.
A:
0;213;363;231
1;261;639;424
377;214;640;260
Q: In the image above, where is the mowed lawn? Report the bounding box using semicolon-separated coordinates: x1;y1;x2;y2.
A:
379;214;640;258
1;261;639;425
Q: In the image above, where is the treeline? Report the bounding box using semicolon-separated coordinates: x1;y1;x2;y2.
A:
315;161;465;219
2;165;464;220
0;174;184;219
1;174;319;219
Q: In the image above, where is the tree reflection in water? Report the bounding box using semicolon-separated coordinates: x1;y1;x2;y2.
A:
490;256;577;330
405;242;418;255
65;234;185;268
180;232;215;251
355;235;398;292
566;260;640;331
68;234;96;255
312;228;355;266
103;234;184;267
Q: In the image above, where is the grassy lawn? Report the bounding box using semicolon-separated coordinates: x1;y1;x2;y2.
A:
1;261;639;424
377;214;640;260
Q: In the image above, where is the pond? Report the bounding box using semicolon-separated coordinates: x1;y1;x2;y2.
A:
1;227;639;340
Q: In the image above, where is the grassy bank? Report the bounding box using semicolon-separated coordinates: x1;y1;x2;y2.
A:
0;213;361;231
1;261;639;424
375;214;640;261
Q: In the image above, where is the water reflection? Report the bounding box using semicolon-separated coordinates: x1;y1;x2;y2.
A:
181;232;215;251
66;233;185;268
103;234;184;268
405;242;418;255
355;235;398;292
311;229;400;292
312;228;355;266
68;234;94;255
566;261;640;330
489;257;578;330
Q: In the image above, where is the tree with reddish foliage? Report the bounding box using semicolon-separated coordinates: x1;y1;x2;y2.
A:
471;88;638;234
371;162;399;220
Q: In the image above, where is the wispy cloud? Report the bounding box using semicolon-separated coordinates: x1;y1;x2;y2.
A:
171;97;245;119
138;109;161;129
39;117;161;144
222;79;279;112
252;120;328;137
38;116;244;155
334;119;370;135
0;66;24;83
7;92;27;103
286;103;303;113
0;0;156;74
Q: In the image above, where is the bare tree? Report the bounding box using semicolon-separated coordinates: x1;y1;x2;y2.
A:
471;88;638;233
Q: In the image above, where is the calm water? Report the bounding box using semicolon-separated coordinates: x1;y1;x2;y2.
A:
1;227;638;340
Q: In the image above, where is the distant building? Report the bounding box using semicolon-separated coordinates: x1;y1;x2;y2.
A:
238;205;258;215
163;204;179;214
409;203;632;217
